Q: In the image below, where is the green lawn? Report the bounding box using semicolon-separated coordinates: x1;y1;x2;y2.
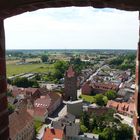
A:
34;120;43;133
81;95;95;103
6;63;54;77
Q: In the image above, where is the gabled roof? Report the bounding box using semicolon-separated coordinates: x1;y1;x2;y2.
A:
11;87;39;97
43;128;64;140
34;92;61;109
25;87;39;94
52;113;76;130
34;107;48;116
107;100;134;115
34;94;51;108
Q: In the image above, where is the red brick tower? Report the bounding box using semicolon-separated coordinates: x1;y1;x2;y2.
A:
64;66;77;101
0;20;9;139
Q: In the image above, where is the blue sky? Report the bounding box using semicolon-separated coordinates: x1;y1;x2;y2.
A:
4;7;139;50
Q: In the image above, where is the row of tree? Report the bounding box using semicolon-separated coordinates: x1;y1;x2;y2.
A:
8;77;39;88
81;90;117;106
109;53;136;74
80;110;133;140
94;90;117;106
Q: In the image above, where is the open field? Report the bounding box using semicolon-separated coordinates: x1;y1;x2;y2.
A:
6;63;54;77
81;95;95;103
6;58;41;65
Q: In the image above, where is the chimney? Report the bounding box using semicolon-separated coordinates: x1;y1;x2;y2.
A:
50;127;55;134
44;127;46;132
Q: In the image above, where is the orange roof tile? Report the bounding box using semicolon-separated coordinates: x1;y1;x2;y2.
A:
43;128;64;140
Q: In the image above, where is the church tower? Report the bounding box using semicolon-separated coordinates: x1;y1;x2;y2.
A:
64;66;77;101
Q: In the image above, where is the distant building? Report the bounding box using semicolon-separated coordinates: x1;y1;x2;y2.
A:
9;109;34;140
64;66;77;101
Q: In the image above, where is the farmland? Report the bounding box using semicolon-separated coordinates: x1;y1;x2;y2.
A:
6;63;54;77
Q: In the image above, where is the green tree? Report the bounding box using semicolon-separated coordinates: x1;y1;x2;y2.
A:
41;55;49;63
94;94;106;106
116;124;133;140
53;60;68;81
34;74;41;81
29;80;39;88
6;91;13;97
8;103;15;114
102;96;108;105
81;111;90;128
54;60;68;74
80;125;88;133
12;77;39;88
7;78;12;84
12;77;29;87
105;90;117;100
70;57;83;73
99;128;114;140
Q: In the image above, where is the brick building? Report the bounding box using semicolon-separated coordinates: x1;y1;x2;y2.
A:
82;81;119;95
64;66;77;101
9;109;34;140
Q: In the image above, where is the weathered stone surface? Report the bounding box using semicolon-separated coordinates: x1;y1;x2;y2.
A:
0;20;8;140
0;0;140;19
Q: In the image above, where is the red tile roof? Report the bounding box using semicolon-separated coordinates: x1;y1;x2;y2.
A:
9;109;33;139
107;100;134;116
34;94;51;108
107;100;119;109
33;92;61;117
11;87;39;96
92;82;119;91
25;88;39;95
43;128;64;140
34;107;48;116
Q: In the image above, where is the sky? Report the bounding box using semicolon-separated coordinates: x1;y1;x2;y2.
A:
4;7;139;50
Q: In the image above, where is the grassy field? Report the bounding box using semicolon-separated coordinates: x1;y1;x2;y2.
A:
81;95;95;103
34;120;43;133
6;58;41;65
6;63;54;77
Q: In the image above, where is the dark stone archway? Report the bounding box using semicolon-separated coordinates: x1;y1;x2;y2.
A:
0;0;140;140
0;0;140;20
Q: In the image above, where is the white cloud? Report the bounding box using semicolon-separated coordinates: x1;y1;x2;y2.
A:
4;7;139;50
